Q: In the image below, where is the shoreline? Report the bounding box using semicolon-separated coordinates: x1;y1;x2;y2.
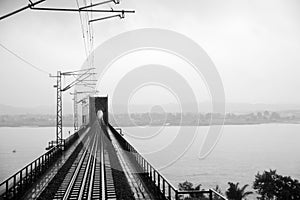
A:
0;121;299;128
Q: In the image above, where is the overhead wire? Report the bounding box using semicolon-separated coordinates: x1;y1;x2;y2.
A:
88;0;95;81
90;0;96;82
75;0;89;58
81;0;95;85
0;42;50;75
90;0;97;87
75;0;107;93
83;0;91;67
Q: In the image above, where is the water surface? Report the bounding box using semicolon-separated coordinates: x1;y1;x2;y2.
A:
0;124;299;199
0;127;73;182
123;124;300;196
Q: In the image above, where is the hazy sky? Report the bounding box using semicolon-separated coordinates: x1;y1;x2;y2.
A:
0;0;300;108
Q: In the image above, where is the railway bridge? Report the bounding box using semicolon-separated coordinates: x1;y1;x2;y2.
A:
0;96;227;200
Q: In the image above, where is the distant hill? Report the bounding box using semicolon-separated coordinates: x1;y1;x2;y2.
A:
224;103;300;113
109;102;300;114
0;103;73;115
1;102;300;115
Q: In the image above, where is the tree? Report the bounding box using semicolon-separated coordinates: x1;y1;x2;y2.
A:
205;113;213;120
270;112;280;120
178;181;204;199
253;169;278;199
257;112;263;119
179;181;194;191
225;182;253;200
213;185;224;200
253;169;300;200
263;111;270;117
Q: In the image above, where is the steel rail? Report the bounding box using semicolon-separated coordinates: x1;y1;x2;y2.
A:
62;137;93;200
87;134;99;200
78;134;97;200
100;125;106;200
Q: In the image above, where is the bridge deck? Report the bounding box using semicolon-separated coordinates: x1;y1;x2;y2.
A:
21;127;90;200
106;126;155;200
21;120;148;200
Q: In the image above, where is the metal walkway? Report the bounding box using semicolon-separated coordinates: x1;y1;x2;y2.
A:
106;126;154;200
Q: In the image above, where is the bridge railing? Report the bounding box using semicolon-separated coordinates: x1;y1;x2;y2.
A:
0;145;62;199
64;131;80;150
109;124;228;200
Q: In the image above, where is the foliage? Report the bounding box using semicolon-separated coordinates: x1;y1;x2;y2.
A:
225;182;253;200
179;181;195;191
253;169;300;200
178;181;206;199
213;185;224;200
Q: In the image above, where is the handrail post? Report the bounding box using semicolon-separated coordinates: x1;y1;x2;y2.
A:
163;179;165;196
42;155;44;170
30;163;32;183
168;185;171;200
35;160;37;180
175;191;179;200
45;153;47;166
147;162;149;175
25;166;28;185
158;175;160;192
38;157;41;174
20;170;23;193
13;175;16;197
6;180;8;197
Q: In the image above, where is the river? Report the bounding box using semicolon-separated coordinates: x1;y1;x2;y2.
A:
123;124;300;198
0;124;299;199
0;127;73;182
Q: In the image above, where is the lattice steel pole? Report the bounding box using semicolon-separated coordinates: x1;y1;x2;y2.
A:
73;90;78;132
56;71;63;148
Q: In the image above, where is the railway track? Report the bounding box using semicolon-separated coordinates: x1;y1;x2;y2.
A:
52;121;116;200
53;137;91;200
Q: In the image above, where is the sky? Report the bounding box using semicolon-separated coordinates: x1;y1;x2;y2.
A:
0;0;300;110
